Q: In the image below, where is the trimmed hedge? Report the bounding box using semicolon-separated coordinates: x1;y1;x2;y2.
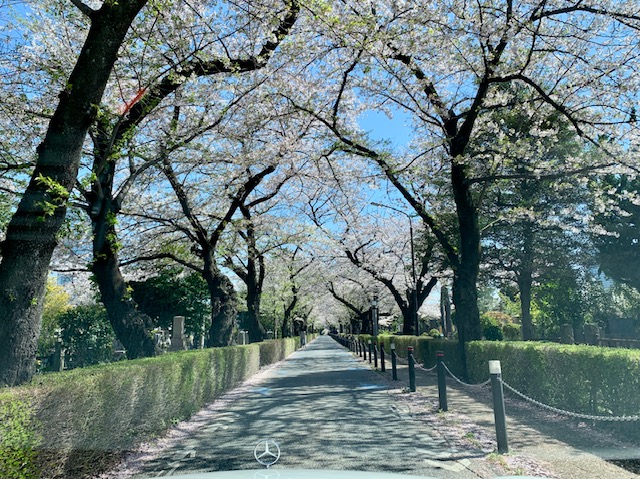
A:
356;334;465;377
467;341;640;417
258;339;299;367
349;334;640;418
1;337;305;479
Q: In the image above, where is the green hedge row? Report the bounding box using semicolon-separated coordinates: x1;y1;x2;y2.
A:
348;335;640;418
467;341;640;417
354;334;465;377
1;337;305;479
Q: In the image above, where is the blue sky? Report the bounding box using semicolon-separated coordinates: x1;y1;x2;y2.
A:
358;109;412;150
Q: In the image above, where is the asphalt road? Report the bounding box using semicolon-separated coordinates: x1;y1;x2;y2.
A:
120;335;504;479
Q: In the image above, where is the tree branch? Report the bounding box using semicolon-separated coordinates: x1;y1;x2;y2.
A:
119;0;299;135
119;252;203;274
468;162;616;185
69;0;95;18
208;165;276;247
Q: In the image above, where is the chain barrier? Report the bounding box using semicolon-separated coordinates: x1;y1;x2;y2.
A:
500;379;640;422
345;336;640;424
395;353;408;364
374;346;437;372
415;363;437;373
379;346;407;362
442;363;490;388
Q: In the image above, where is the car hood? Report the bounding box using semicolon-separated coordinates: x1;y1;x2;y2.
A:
147;468;545;479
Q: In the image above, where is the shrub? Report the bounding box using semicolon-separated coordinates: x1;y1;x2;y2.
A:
482;311;513;325
428;328;441;338
0;392;40;479
502;323;521;340
481;313;504;341
361;334;464;378
58;304;115;369
483;324;504;341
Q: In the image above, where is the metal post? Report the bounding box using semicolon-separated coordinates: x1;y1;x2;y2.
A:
489;360;509;454
374;343;378;369
391;343;397;381
436;351;448;411
408;347;416;392
368;340;373;364
380;341;386;372
363;340;367;360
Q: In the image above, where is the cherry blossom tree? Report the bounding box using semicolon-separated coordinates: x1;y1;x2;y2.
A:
78;0;301;356
0;0;302;366
0;0;148;386
278;1;640;374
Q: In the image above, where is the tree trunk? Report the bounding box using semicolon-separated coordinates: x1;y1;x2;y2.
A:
401;292;413;335
518;228;536;340
452;267;479;380
204;261;237;347
282;296;297;338
452;267;481;342
91;205;155;359
440;284;453;337
450;159;482;379
92;254;156;358
359;309;371;334
242;222;266;342
519;276;534;340
0;1;147;386
245;281;265;342
450;161;483;342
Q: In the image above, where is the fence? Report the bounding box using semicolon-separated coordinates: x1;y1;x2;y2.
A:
332;334;640;454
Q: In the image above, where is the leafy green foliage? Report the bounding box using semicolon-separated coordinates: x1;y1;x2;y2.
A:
533;268;585;338
483;324;503;341
0;393;40;479
37;278;71;360
502;323;521;340
129;268;210;335
428;328;441;338
58;304;115;369
592;174;640;291
35;173;70;218
481;313;505;341
369;334;465;378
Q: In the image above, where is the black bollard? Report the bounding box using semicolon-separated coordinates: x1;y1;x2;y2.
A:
391;343;397;381
368;340;373;364
374;343;378;368
380;341;386;372
436;351;448;411
408;346;416;392
489;360;509;454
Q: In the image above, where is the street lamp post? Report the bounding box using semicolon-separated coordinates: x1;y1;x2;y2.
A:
372;202;420;336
